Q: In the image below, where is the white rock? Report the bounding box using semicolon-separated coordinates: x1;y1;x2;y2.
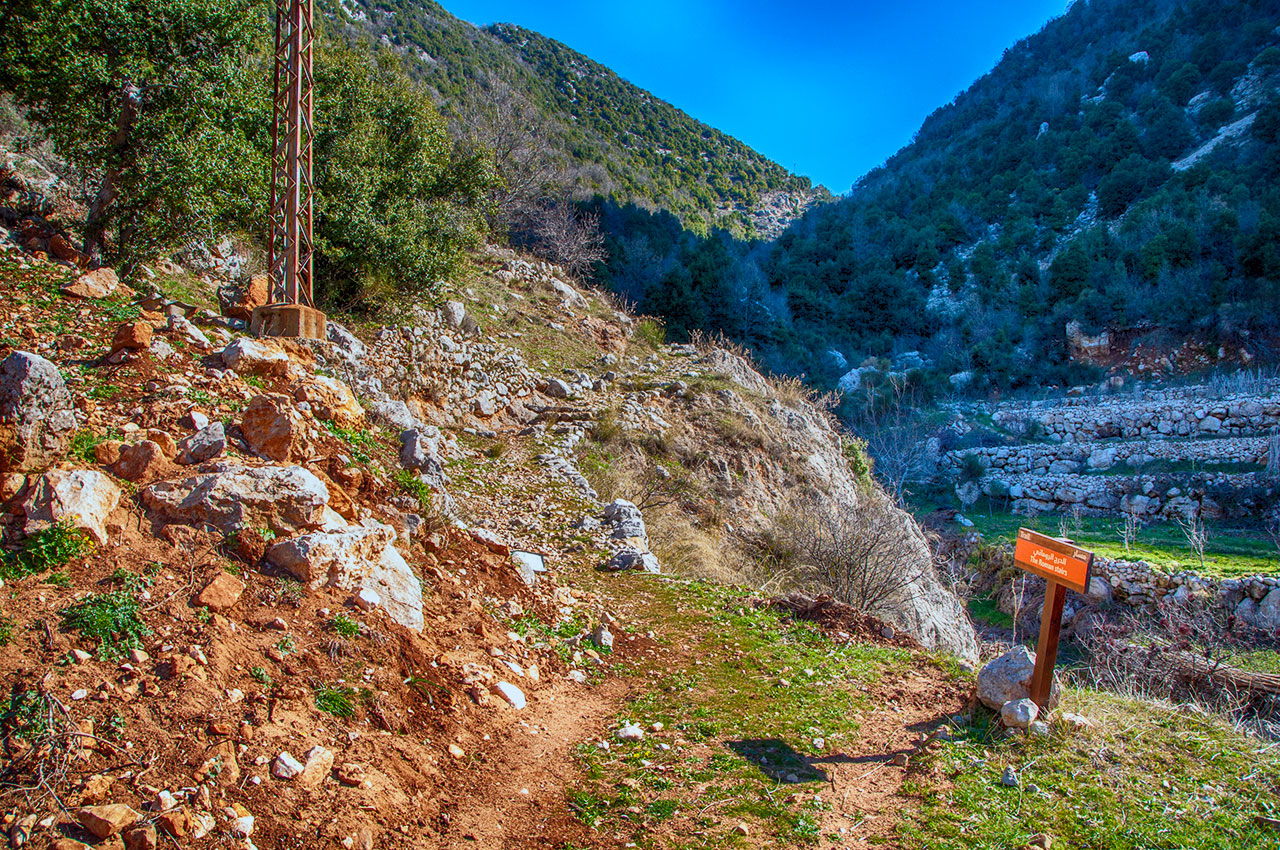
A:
21;468;122;545
353;587;381;611
977;646;1059;710
267;520;424;632
492;681;526;709
1001;698;1039;730
615;723;645;741
142;464;330;536
271;751;304;780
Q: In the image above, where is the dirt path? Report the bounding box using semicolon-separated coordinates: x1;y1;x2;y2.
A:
440;677;631;849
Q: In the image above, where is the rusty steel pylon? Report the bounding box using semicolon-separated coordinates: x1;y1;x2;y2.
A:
255;0;326;339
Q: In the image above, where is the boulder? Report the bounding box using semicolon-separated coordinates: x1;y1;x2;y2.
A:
241;394;307;462
398;428;448;489
293;375;365;430
977;645;1060;710
142;464;330;536
550;278;588;309
110;440;174;483
603;499;646;540
267;520;424;631
62;268;119;299
0;351;78;473
602;547;660;574
111;321;153;353
545;378;573;399
369;399;416;431
176;422;226;464
441;301;467;329
298;746;334;787
220;338;290;375
22;469;122;545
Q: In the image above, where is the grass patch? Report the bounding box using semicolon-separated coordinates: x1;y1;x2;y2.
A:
325;420;379;464
962;509;1278;577
900;688;1280;849
58;589;150;659
69;428;119;463
315;684;360;718
570;576;911;846
966;594;1014;629
395;469;434;511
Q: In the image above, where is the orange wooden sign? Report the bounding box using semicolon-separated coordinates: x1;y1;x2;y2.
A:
1014;528;1093;595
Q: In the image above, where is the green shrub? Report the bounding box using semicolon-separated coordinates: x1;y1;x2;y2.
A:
58;590;150;659
0;519;93;581
329;613;361;638
395;469;434;511
958;453;987;483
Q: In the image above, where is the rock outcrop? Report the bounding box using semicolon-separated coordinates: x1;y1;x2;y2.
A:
0;351;77;472
142;464;332;536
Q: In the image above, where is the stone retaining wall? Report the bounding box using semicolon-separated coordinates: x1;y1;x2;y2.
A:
990;392;1280;441
977;470;1271;520
1088;557;1280;633
944;435;1269;476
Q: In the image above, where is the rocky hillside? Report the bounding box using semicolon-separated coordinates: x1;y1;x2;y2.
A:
0;219;993;847
326;0;823;237
597;0;1280;395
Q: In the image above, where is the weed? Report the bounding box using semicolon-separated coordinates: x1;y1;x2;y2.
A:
88;382;123;401
186;389;214;406
1;690;53;742
395;469;434;511
57;590;150;659
244;375;265;389
194;606;212;624
44;571;71;588
251;666;274;688
275;635;296;654
101;711;127;739
315;684;357;718
70;429;118;463
633;318;665;349
330;613;361;638
485;440;509;459
0;519;93;581
325;421;377;463
0;615;14;646
568;790;609;827
109;567;152;594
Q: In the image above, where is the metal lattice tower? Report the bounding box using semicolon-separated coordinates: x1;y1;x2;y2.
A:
268;0;315;308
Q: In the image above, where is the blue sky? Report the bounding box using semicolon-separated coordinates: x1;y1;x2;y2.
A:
441;0;1071;193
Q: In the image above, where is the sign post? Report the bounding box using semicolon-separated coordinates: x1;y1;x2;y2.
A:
1012;528;1094;711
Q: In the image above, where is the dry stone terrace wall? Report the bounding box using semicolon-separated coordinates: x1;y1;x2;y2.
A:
943;435;1269;476
980;470;1268;520
990;388;1280;441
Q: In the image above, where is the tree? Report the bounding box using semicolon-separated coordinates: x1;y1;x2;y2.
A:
311;48;495;308
0;0;267;268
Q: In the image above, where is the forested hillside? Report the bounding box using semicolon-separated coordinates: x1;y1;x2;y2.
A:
325;0;820;236
602;0;1280;401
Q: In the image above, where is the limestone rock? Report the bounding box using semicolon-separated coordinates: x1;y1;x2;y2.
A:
977;646;1060;710
272;751;304;780
603;499;646;540
267;520;424;631
22;468;121;545
491;681;526;709
699;348;773;396
195;573;245;611
176;422;226;464
1000;698;1039;730
62;268;119;298
293;375;365;430
77;804;140;839
142;464;330;536
0;351;77;473
602;548;660;574
110;440;173;484
369;399;416;431
241;394;306;462
220;338;290;375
